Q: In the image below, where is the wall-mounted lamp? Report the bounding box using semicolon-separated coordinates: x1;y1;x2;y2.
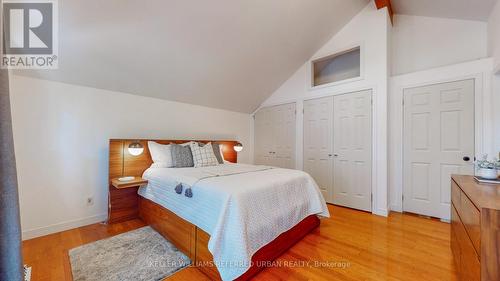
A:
233;142;243;152
128;141;144;156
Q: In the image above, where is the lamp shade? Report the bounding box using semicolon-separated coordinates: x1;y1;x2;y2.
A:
233;142;243;152
128;141;144;156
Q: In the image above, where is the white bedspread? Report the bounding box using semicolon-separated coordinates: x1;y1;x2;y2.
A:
139;163;329;280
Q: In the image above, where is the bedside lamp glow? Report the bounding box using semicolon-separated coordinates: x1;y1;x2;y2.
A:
233;142;243;152
128;141;144;156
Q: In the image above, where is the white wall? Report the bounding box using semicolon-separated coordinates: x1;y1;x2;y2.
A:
260;2;391;217
391;15;488;75
489;0;500;69
9;75;254;240
389;59;494;212
488;1;500;152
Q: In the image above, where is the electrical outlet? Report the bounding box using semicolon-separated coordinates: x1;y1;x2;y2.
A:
86;197;94;206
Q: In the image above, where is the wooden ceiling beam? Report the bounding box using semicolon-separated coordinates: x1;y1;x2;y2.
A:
374;0;394;24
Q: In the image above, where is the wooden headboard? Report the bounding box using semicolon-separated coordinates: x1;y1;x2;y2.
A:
109;139;239;180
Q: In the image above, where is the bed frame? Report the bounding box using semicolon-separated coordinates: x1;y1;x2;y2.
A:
108;139;320;280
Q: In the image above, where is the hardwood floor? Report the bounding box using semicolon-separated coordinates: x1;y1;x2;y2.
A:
22;205;458;281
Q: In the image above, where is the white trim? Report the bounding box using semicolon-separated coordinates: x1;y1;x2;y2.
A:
308;42;366;91
389;58;494;213
373;208;388;217
22;213;107;240
252;84;376;116
389;204;402;213
252;100;298;115
310;76;365;91
302;86;375;102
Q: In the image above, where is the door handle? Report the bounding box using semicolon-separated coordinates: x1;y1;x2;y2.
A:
463;156;470;162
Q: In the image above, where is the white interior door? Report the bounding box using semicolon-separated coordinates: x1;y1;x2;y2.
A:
333;90;372;212
403;79;474;220
303;96;334;202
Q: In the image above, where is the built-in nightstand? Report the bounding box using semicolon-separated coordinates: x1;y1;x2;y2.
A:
107;177;148;224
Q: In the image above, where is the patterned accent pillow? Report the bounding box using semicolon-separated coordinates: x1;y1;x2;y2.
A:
190;142;219;167
171;144;194;168
211;142;224;164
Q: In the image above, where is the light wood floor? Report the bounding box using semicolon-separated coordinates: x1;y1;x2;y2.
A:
22;204;458;281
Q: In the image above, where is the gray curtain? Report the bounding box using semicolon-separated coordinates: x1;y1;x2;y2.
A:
0;1;24;279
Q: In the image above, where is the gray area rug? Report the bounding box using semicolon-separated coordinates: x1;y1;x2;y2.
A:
69;226;190;281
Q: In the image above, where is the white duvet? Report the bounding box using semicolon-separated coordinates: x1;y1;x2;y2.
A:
139;163;329;280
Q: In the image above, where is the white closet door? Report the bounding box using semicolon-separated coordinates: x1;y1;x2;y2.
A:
333;90;372;212
267;107;279;167
273;105;285;167
276;103;296;169
254;104;296;168
403;79;474;220
255;107;274;165
254;108;267;165
303;97;334;202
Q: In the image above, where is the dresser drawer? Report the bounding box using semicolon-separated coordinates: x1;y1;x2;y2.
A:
460;233;481;281
450;205;461;272
453;208;481;281
451;180;461;209
450;175;500;281
459;193;481;256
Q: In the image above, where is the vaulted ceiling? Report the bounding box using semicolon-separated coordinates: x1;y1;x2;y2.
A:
391;0;498;21
16;0;369;113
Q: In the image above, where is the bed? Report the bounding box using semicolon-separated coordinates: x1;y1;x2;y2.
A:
108;139;329;281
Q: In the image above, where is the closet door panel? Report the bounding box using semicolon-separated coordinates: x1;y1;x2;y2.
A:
333;90;372;212
254;104;296;169
279;103;296;169
303;97;334;202
263;108;274;166
254;109;267;165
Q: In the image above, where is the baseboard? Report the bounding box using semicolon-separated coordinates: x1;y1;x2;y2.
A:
22;213;107;240
372;208;388;217
389;204;402;213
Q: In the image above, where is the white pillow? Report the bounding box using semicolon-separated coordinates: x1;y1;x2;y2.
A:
148;141;173;168
189;142;219;167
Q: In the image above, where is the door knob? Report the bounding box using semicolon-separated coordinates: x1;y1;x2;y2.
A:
333;154;339;157
463;156;470;162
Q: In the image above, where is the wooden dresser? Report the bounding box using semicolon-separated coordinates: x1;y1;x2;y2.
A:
451;175;500;281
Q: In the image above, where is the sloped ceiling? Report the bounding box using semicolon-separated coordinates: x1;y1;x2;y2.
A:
392;0;498;21
16;0;369;113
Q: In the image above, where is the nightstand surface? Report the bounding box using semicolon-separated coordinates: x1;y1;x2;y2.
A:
111;177;148;189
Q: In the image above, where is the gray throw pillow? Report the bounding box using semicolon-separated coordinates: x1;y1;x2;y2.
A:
171;144;194;167
212;142;224;164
